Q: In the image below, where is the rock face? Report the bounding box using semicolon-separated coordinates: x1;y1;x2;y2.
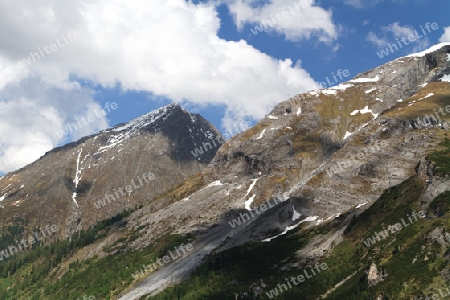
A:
368;262;387;287
0;103;222;238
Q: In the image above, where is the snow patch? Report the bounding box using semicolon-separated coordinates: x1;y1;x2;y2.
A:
365;87;377;94
418;93;435;100
441;74;450;83
267;115;278;120
296;107;302;115
350;105;378;119
343;131;353;140
0;194;6;201
349;75;380;83
207;180;223;188
245;194;256;211
320;89;337;95
330;83;353;91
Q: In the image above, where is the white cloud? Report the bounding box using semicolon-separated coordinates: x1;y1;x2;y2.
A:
384;22;415;38
344;0;411;8
366;31;387;47
367;22;430;53
440;26;450;42
0;0;320;173
226;0;338;43
344;0;364;8
0;76;107;172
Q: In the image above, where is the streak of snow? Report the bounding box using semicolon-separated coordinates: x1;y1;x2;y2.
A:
324;214;340;222
441;74;450;83
72;149;83;207
0;194;6;201
267;115;278;120
256;129;266;140
356;202;368;209
296;107;302;115
262;216;319;242
245;178;260;196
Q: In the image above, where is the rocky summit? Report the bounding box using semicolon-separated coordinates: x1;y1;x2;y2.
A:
1;43;450;300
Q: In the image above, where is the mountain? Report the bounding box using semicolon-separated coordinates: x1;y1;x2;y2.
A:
0;103;222;240
0;43;449;300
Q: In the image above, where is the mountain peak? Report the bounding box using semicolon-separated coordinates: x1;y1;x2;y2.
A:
111;102;183;134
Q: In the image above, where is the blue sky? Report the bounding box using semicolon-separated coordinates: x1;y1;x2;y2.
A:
0;0;449;173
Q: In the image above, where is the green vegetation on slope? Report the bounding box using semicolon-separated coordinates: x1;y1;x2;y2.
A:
428;138;450;176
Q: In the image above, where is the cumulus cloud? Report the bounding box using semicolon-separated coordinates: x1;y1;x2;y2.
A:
0;0;322;172
440;26;450;42
226;0;338;43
